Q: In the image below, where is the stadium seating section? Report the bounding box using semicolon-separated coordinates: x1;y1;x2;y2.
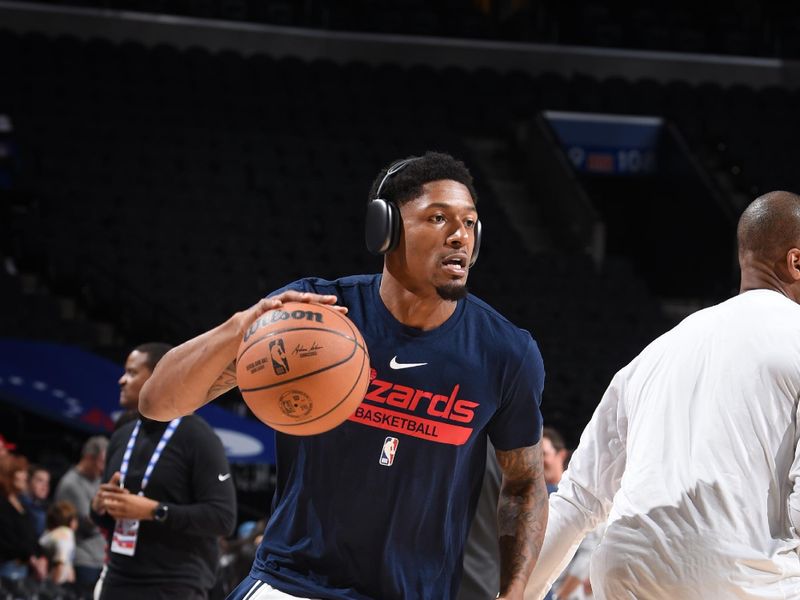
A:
2;28;799;441
9;0;800;58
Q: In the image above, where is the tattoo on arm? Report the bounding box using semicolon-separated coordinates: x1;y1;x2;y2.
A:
207;361;238;402
496;440;548;595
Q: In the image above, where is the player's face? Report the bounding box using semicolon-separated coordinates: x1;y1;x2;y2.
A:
118;350;153;410
396;180;478;300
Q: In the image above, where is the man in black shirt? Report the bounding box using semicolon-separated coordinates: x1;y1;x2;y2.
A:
91;343;236;600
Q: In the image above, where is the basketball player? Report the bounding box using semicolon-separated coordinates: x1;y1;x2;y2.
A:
140;152;548;599
524;190;800;600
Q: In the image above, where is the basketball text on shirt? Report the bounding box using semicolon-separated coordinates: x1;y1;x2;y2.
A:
347;368;479;446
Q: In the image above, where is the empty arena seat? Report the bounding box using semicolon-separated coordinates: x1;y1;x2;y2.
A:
9;29;793;439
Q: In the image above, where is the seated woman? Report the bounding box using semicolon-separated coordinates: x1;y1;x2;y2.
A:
0;454;47;582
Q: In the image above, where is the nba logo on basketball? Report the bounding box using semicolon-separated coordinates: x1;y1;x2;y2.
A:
269;339;289;375
379;437;399;466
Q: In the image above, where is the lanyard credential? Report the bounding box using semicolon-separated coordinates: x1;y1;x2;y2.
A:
110;417;181;558
119;417;182;494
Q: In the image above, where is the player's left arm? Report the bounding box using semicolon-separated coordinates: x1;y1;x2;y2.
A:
788;397;800;534
495;439;548;600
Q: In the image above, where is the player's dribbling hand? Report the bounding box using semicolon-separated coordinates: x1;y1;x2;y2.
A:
235;292;347;343
242;292;347;324
271;291;348;314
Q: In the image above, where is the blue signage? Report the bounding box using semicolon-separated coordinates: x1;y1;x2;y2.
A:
544;111;662;175
0;339;276;464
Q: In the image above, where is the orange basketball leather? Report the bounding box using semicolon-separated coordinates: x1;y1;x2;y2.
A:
236;302;370;435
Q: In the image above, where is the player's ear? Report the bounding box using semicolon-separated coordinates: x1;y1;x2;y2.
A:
786;248;800;282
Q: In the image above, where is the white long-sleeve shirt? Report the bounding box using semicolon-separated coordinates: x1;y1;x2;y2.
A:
526;290;800;600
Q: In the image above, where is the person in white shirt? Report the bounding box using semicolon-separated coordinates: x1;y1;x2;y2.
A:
39;500;78;584
525;190;800;600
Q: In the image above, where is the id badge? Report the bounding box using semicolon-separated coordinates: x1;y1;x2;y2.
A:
110;518;140;556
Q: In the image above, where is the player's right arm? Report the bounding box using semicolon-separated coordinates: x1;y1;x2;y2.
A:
139;291;342;421
523;371;628;600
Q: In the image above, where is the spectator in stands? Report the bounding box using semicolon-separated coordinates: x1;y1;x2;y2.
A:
524;190;800;599
54;436;108;598
39;500;78;585
540;428;571;600
0;454;47;582
0;434;16;462
91;342;236;600
216;519;268;597
21;464;51;538
542;427;568;495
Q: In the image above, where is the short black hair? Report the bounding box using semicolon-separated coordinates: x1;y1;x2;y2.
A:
368;151;478;208
134;342;173;371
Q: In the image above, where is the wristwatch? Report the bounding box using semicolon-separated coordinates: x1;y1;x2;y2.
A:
152;503;169;523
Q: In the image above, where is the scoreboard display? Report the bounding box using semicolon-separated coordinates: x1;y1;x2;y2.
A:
544;110;662;176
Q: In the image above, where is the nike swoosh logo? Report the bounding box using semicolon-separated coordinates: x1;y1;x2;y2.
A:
218;473;231;482
389;356;428;370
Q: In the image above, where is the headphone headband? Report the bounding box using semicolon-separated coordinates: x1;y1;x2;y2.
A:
374;157;419;202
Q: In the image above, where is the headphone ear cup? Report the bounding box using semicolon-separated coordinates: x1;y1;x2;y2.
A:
387;202;401;253
365;199;400;255
469;220;482;267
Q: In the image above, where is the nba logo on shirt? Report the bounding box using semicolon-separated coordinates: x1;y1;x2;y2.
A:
379;437;398;466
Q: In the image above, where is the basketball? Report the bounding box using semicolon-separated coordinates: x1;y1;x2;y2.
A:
235;301;370;436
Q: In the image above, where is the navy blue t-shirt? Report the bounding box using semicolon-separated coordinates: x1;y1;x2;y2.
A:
251;274;544;600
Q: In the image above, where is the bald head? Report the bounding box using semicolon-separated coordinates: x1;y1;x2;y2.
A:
738;191;800;301
738;191;800;264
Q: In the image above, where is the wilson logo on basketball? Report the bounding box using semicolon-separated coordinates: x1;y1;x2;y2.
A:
243;308;325;343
